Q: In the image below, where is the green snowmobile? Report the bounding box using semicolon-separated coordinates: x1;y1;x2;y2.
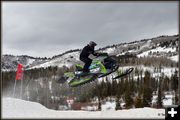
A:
58;53;133;87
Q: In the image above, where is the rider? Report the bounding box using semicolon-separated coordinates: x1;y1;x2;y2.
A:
80;41;99;74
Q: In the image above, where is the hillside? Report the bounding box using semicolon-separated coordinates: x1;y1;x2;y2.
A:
2;35;179;71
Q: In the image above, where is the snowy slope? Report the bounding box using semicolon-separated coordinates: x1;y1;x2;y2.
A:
2;55;48;71
104;47;116;55
137;46;177;58
30;51;80;69
140;40;152;50
2;97;165;119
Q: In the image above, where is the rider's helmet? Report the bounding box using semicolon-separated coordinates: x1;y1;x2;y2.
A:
89;41;97;47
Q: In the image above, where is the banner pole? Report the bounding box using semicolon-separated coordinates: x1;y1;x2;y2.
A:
20;79;23;99
13;79;17;98
20;71;24;99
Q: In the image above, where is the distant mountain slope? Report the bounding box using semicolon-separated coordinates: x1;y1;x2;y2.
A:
2;35;178;71
2;55;49;71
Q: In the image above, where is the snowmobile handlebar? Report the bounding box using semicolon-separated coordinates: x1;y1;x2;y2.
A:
96;52;109;57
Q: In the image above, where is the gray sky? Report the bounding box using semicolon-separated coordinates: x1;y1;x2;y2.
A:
2;2;178;58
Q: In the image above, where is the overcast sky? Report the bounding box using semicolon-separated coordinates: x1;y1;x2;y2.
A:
2;2;178;58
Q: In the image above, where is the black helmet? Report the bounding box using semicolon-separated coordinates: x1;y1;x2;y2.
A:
89;41;97;47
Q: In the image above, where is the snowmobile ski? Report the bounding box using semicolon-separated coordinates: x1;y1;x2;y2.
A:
113;67;134;79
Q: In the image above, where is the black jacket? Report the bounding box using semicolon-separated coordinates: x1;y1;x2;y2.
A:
80;45;97;59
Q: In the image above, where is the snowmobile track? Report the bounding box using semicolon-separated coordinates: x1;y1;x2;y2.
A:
69;75;98;87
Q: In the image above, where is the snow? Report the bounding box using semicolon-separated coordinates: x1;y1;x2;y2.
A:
119;65;178;78
137;46;176;58
169;55;179;62
49;81;52;91
152;67;178;78
137;51;150;58
152;95;158;104
104;47;116;55
26;58;35;66
2;97;165;119
152;93;175;106
101;101;116;111
81;106;98;111
30;51;80;69
163;96;173;106
139;40;152;50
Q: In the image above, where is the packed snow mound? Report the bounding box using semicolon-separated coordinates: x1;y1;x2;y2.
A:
101;101;116;111
2;97;165;119
152;94;174;106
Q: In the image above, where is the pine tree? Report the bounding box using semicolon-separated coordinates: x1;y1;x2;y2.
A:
171;70;178;92
159;63;162;73
143;87;152;107
117;78;123;97
175;93;178;105
151;78;157;91
134;67;139;76
142;71;153;107
98;96;101;111
163;76;170;91
101;79;107;98
125;88;134;109
135;95;143;108
130;73;135;94
124;78;134;109
115;96;121;110
107;79;111;96
137;73;143;95
157;77;163;108
112;80;118;96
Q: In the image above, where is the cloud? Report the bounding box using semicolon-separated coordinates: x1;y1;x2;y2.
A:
2;2;178;57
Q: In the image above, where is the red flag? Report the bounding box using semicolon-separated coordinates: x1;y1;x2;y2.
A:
15;64;24;80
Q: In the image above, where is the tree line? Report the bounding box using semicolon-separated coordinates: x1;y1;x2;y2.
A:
2;63;179;110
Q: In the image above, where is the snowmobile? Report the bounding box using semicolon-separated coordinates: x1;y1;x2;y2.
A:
58;53;133;87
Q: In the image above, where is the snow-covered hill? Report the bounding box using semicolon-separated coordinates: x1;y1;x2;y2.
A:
2;97;165;119
2;35;178;71
2;55;48;71
30;51;81;69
